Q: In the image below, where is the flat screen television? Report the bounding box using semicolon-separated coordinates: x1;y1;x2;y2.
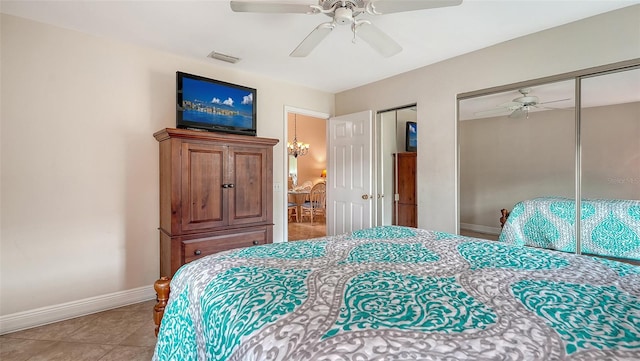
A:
406;121;417;152
176;71;257;136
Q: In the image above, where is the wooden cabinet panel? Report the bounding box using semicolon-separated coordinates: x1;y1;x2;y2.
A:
154;128;278;277
396;153;416;205
396;204;417;228
393;153;417;228
181;142;227;232
228;147;270;225
183;229;267;263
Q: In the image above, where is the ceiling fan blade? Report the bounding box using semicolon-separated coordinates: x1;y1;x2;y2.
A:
497;101;522;109
355;22;402;57
539;98;572;105
537;105;574;111
509;108;527;119
474;107;512;117
230;1;316;14
368;0;462;15
290;22;335;57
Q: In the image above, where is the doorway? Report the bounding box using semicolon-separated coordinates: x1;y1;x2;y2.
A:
284;107;329;241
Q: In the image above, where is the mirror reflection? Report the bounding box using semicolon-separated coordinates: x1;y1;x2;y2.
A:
377;105;417;227
579;67;640;261
459;65;640;264
459;80;576;241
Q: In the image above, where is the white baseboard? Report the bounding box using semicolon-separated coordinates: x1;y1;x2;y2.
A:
460;223;502;236
0;284;156;335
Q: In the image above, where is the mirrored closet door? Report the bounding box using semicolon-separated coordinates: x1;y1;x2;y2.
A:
376;105;417;227
459;80;576;241
579;67;640;260
458;62;640;264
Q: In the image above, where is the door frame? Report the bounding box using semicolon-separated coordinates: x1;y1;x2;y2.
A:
282;106;330;242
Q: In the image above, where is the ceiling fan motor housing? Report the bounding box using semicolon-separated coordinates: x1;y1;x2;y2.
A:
334;7;354;24
514;96;539;106
321;0;364;21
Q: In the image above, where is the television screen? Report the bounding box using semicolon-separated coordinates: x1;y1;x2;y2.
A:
176;71;257;136
406;121;417;152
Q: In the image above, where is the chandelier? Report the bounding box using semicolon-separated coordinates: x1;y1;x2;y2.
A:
287;114;309;158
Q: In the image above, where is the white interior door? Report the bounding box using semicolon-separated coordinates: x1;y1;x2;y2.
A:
327;110;374;236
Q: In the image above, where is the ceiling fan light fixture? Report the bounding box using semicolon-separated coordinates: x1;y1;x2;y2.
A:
207;51;241;64
334;6;354;24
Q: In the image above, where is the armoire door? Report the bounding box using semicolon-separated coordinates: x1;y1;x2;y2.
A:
180;142;228;232
228;145;271;226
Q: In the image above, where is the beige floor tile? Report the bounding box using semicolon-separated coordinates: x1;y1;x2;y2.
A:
118;317;158;347
3;314;99;341
0;301;159;361
288;220;327;241
67;310;149;345
98;345;155;361
0;338;58;361
24;341;114;361
110;300;156;314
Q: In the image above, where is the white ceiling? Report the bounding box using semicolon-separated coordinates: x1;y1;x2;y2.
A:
1;0;639;93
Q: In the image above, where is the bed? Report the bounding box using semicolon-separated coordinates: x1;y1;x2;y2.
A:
152;225;640;360
499;197;640;262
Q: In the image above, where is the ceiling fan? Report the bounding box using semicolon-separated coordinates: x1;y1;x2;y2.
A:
474;88;572;119
230;0;463;57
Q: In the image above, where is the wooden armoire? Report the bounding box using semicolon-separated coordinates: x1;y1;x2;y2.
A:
154;128;278;277
393;152;417;228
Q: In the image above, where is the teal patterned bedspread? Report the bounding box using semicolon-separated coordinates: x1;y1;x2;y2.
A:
499;197;640;261
153;226;640;361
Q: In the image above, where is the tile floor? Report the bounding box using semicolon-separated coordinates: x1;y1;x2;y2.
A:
1;300;157;361
288;218;327;241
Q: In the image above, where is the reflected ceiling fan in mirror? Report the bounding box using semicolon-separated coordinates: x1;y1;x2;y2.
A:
230;0;463;57
474;88;571;119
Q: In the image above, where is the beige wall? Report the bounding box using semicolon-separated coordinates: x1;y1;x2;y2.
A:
335;5;640;233
459;108;575;229
459;102;640;230
0;14;334;317
582;102;640;199
287;114;326;186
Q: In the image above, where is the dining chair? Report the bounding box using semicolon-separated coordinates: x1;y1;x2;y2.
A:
301;182;326;225
288;202;299;223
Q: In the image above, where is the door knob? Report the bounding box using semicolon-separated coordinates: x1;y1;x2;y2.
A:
362;194;373;200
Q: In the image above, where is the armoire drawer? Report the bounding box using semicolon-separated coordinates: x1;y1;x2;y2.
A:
182;230;267;263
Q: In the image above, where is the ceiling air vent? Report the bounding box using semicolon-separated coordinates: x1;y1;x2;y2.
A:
207;51;240;64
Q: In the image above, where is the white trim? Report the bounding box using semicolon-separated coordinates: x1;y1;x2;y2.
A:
460;223;502;236
0;284;156;335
